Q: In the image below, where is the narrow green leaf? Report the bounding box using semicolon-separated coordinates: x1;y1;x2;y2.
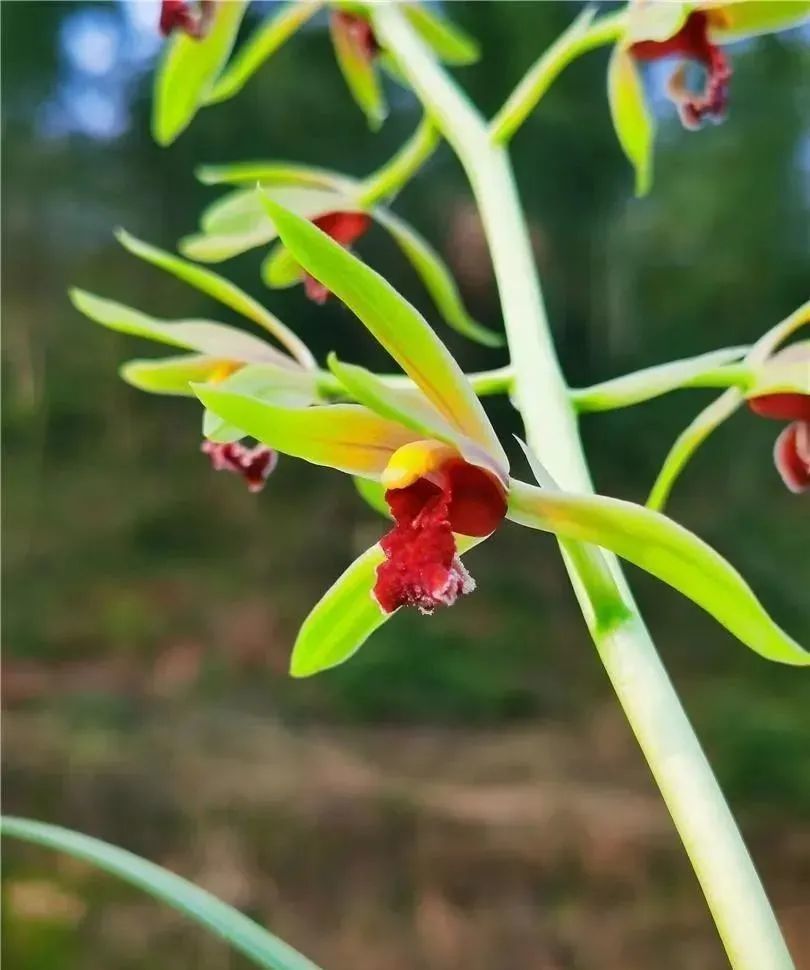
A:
572;346;751;413
290;544;389;677
193;385;417;478
607;45;654;197
115;230;315;369
71;288;285;363
374;209;503;347
152;0;248;146
1;816;320;970
330;11;387;130
201;363;318;443
121;354;231;396
206;1;321;105
508;479;809;666
290;535;480;677
353;477;391;518
713;1;810;43
261;243;304;290
259;195;508;470
403;4;480;65
196;161;354;191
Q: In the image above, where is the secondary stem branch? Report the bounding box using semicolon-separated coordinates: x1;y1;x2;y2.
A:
373;8;794;969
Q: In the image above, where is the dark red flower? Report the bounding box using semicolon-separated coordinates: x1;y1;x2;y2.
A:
631;11;732;129
773;421;810;494
331;11;381;63
160;0;214;40
748;393;810;423
303;212;372;304
202;441;278;493
374;459;507;614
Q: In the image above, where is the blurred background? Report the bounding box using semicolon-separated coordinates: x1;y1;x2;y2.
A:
2;2;809;968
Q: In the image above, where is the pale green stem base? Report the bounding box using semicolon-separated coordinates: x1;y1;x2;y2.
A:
373;7;794;969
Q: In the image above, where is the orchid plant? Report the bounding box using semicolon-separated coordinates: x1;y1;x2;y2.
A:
5;3;810;970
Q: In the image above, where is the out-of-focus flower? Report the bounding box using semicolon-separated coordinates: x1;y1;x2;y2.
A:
747;342;810;493
159;0;215;39
201;440;279;492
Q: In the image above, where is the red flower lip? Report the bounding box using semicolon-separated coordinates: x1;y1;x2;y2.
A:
374;457;507;615
303;212;372;305
630;11;731;129
159;0;215;39
748;393;810;424
774;421;810;494
202;441;278;493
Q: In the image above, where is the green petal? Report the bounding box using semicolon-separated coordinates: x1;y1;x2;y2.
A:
328;354;504;481
747;341;810;399
71;289;285;363
121;354;233;396
507;479;809;666
402;4;480;65
201;362;318;443
152;0;248;146
182;186;355;263
261;243;304;290
1;816;320;970
205;1;321;105
193;386;418;478
374;209;504;347
330;11;387;130
290;535;481;677
196;162;355;191
712;1;810;42
259;195;508;470
115;230;315;369
607;45;654;198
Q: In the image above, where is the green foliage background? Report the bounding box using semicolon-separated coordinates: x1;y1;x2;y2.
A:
2;3;809;968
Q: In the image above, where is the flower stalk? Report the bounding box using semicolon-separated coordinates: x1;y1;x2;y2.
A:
373;6;794;968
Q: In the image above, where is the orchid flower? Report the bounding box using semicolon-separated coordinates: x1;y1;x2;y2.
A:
153;0;479;145
608;0;810;194
191;197;807;678
746;341;810;493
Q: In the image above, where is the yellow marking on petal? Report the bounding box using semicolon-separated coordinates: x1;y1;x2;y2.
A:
381;440;457;490
208;360;242;384
704;5;733;29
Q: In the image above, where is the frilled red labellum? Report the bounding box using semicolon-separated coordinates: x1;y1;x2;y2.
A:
332;11;381;62
774;421;810;494
202;441;278;493
374;461;507;615
160;0;214;39
303;212;372;304
631;11;731;129
748;393;810;423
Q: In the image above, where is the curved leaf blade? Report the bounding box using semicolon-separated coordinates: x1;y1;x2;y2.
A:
713;1;810;43
196;162;355;191
374;209;503;347
115;230;315;369
152;0;248;146
1;816;320;970
71;289;284;363
608;45;654;198
507;480;809;666
259;195;508;469
206;1;320;105
193;386;417;477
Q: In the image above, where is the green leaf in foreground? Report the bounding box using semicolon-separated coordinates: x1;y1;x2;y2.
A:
1;816;319;970
507;479;808;666
152;0;248;146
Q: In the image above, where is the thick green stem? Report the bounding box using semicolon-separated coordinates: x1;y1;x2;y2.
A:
373;7;794;969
